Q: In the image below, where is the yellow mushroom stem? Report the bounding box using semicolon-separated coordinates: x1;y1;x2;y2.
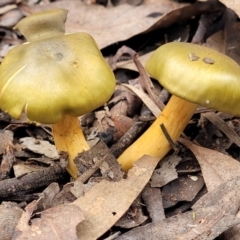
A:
52;115;90;179
117;95;198;171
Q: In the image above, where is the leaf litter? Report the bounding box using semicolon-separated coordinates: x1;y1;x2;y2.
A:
1;0;240;239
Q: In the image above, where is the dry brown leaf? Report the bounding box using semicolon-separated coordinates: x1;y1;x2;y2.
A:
122;83;160;117
179;138;240;239
118;177;240;240
38;183;60;210
219;0;240;18
204;30;225;53
73;155;159;239
0;202;23;240
142;186;165;223
178;138;240;192
151;155;181;188
202;112;240;148
115;199;148;229
0;4;17;15
1;142;15;179
13;160;47;177
0;130;13;154
20;137;59;159
15;202;84;240
162;175;204;208
116;52;152;71
224;21;240;64
0;8;23;27
30;0;188;49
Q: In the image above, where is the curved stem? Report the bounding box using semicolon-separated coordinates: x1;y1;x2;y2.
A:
52;115;89;179
117;95;198;171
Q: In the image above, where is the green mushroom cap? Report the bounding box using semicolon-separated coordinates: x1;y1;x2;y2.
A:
0;9;115;124
146;42;240;116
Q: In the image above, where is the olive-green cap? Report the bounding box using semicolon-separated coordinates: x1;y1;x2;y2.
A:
0;9;116;124
145;42;240;116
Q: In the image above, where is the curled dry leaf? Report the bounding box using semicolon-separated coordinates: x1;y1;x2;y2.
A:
110;85;142;117
122;84;160;117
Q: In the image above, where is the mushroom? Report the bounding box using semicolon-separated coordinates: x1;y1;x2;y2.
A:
0;9;116;178
117;42;240;171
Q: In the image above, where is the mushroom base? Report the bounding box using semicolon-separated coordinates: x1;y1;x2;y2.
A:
117;95;198;171
52;115;90;178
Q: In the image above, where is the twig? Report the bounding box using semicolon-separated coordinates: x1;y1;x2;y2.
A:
110;121;147;158
76;154;108;183
0;163;67;197
133;54;165;111
160;123;178;153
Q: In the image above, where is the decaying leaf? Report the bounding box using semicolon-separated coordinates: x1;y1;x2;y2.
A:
0;202;23;240
20;137;59;159
13;160;47;177
30;0;189;48
178;138;240;191
142;185;165;223
151;155;181;188
202;112;240;148
219;0;240;18
116;52;152;71
0;130;13;154
117;177;240;240
1;142;15;179
15;201;84;240
162;175;204;208
38;183;60;211
179;138;240;239
122;84;160;117
74;155;160;239
115;198;148;229
0;8;23;27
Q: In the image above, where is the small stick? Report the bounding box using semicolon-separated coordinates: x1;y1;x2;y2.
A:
110;121;147;158
0;163;67;197
76;154;108;183
133;54;165;111
160;123;178;153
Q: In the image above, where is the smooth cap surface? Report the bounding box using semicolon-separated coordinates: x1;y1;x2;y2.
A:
0;9;115;124
145;42;240;116
14;8;67;42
